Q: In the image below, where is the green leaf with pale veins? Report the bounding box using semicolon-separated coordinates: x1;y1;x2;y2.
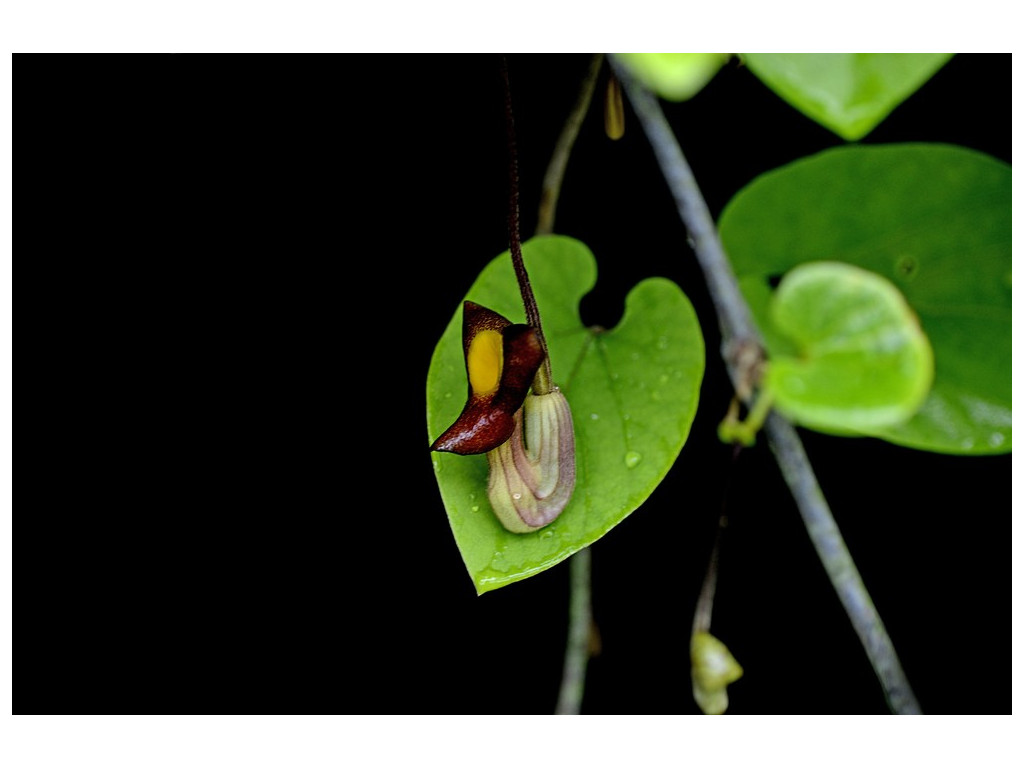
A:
742;53;954;140
719;144;1011;454
426;236;704;594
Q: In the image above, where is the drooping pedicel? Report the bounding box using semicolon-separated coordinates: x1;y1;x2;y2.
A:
431;301;576;533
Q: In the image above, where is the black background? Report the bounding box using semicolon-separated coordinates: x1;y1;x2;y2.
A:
24;53;1010;714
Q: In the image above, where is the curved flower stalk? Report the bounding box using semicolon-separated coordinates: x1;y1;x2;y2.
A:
431;300;576;533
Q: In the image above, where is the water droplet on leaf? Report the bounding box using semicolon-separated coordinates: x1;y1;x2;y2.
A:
624;451;642;468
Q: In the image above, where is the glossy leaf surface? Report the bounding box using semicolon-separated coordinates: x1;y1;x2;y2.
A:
765;262;934;432
616;53;730;101
742;53;953;140
719;144;1011;454
427;236;704;593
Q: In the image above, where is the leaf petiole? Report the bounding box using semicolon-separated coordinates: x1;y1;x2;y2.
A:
717;390;774;447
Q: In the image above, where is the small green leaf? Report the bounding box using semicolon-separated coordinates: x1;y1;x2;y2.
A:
427;236;704;594
765;262;934;432
719;144;1011;454
616;53;730;101
741;53;954;140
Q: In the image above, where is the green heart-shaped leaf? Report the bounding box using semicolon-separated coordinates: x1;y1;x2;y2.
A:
616;53;730;101
765;261;934;432
719;144;1011;454
426;235;704;594
742;53;953;140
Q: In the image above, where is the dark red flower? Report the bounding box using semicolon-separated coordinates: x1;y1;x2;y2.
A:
430;301;546;455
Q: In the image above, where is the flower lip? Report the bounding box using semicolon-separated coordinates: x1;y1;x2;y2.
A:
430;301;545;455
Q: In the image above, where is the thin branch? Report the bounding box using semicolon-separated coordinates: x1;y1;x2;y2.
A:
537;53;604;236
606;60;762;392
611;55;922;715
763;411;922;714
555;546;592;714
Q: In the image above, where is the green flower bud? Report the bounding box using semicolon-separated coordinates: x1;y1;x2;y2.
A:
487;388;576;533
605;75;626;140
691;631;744;715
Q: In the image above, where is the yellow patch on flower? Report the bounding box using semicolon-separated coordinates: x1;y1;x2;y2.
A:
468;329;503;396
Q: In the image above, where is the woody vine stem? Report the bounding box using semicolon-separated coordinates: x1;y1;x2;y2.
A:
608;55;921;714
